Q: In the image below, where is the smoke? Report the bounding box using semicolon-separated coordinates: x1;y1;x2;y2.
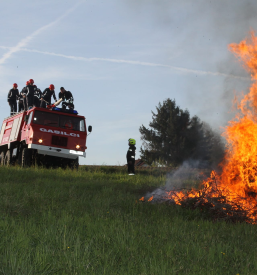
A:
126;0;257;44
143;159;208;203
165;159;208;188
124;0;257;128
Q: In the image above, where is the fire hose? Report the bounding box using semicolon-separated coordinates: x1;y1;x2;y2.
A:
40;98;63;109
52;98;63;107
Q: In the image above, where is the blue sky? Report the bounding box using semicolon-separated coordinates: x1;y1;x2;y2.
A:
0;0;256;165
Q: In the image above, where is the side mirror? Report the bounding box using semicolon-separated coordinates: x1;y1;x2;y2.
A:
88;125;92;132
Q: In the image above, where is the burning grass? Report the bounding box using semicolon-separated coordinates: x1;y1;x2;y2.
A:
141;170;257;224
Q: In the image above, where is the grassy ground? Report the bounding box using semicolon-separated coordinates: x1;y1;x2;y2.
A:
0;166;256;274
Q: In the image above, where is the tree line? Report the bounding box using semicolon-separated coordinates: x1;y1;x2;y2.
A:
139;98;225;168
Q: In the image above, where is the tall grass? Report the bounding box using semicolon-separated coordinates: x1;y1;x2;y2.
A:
0;166;256;274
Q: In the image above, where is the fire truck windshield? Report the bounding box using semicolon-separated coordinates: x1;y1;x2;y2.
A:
32;110;85;132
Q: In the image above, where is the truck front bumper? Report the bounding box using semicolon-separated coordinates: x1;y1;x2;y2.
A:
28;144;86;159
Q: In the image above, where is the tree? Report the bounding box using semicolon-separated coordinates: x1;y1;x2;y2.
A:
139;99;190;166
139;99;225;167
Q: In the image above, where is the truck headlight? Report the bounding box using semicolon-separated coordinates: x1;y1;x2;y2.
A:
76;145;80;149
38;139;43;143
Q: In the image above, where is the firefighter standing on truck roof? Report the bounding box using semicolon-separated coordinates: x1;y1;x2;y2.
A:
40;84;57;108
18;87;25;112
127;138;136;175
26;79;35;110
7;83;19;116
19;81;29;111
59;87;74;110
33;85;42;107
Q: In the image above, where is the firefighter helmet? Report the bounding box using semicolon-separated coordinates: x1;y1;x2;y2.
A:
29;79;34;84
26;81;29;86
49;84;55;90
128;138;136;145
13;83;18;88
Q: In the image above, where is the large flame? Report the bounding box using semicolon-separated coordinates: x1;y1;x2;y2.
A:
142;32;257;223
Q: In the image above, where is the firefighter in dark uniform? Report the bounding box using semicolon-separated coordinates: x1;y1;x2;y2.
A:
33;85;42;107
127;138;136;175
26;79;35;110
20;81;29;111
7;83;19;115
59;87;74;110
40;84;57;108
18;91;24;112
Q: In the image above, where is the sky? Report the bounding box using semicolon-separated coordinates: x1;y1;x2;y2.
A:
0;0;256;165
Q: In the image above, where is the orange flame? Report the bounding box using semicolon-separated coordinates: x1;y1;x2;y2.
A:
148;196;153;202
141;32;257;223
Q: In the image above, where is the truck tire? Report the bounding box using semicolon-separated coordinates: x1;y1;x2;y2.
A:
4;150;12;166
17;147;23;166
21;148;32;167
0;152;5;166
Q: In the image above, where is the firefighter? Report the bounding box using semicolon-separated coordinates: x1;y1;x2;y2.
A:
33;85;42;107
18;90;24;112
40;84;57;108
26;79;35;110
20;81;29;111
7;83;19;115
127;138;136;175
59;87;74;110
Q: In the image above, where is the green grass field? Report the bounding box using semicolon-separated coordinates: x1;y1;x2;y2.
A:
0;166;256;275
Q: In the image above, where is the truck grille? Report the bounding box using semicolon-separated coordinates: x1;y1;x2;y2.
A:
51;135;68;147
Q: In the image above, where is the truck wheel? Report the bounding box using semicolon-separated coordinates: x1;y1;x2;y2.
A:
34;153;42;167
61;158;70;169
0;152;5;166
4;150;12;166
17;147;23;166
22;148;32;167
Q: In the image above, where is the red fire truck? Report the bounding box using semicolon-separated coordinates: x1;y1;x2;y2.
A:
0;105;92;168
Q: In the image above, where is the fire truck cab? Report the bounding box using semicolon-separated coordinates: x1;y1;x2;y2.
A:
0;106;92;168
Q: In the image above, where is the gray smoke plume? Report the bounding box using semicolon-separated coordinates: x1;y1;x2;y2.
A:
143;159;208;203
126;0;257;44
124;0;256;129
